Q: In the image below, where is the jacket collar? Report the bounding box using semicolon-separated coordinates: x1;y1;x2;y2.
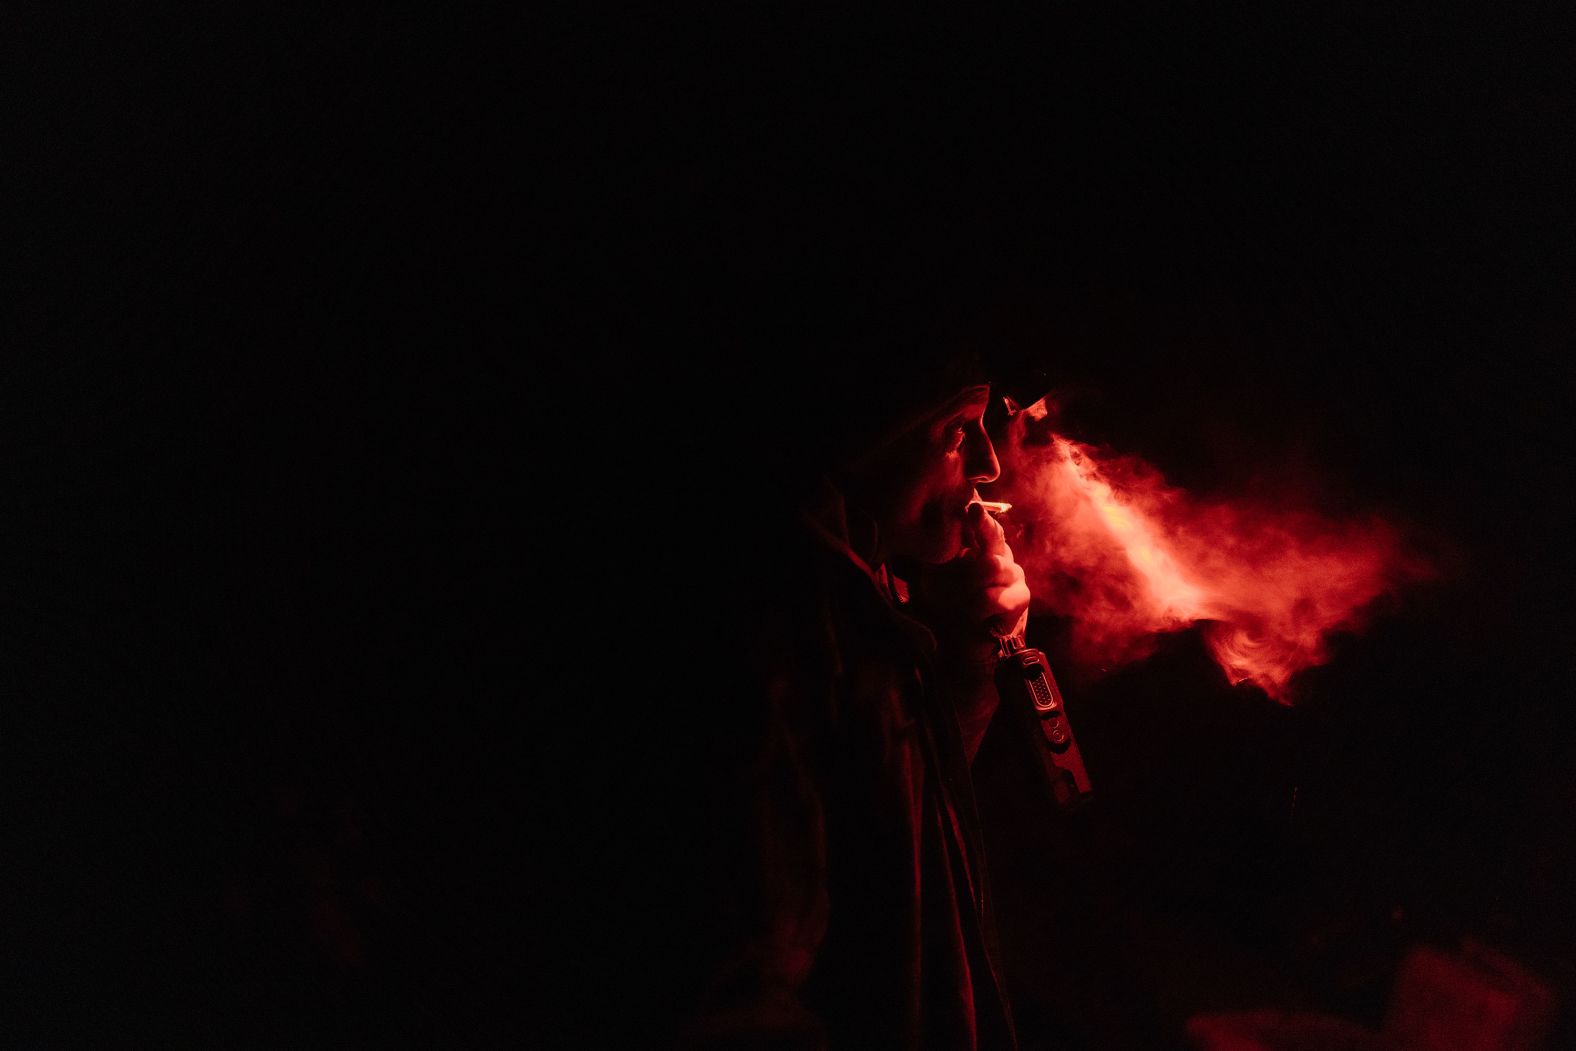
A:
800;478;911;608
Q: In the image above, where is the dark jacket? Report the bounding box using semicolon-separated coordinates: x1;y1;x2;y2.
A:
682;483;1018;1050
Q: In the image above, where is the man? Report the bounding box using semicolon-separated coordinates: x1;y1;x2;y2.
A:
670;362;1034;1049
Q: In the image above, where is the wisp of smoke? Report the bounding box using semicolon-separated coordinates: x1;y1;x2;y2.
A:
996;398;1431;702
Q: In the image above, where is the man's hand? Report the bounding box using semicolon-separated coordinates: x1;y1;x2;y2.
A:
911;503;1031;656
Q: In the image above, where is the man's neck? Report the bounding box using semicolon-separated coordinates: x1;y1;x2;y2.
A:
802;478;891;585
842;503;886;571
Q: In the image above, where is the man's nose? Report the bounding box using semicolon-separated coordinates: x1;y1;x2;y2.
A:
966;428;1001;485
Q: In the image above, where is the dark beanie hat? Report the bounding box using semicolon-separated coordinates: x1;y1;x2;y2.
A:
600;98;1060;510
689;190;1011;487
716;233;1074;503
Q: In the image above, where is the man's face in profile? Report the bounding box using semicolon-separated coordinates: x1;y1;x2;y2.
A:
858;384;1001;564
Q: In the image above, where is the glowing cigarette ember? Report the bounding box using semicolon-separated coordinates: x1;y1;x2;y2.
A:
970;499;1012;516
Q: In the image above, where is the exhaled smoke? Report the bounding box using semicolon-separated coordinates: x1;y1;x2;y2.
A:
997;398;1431;703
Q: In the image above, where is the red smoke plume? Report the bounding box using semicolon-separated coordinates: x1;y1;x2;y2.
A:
996;398;1431;702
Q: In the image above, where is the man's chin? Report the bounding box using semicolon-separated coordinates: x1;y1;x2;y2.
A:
917;527;966;565
891;511;966;564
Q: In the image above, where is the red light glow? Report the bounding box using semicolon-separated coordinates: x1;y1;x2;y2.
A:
999;399;1430;702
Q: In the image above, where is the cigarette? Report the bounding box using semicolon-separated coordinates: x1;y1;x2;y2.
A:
970;499;1012;516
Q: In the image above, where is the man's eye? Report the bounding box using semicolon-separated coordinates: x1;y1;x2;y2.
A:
945;421;967;451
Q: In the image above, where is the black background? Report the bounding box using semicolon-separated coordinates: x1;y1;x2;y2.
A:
10;7;1576;1047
